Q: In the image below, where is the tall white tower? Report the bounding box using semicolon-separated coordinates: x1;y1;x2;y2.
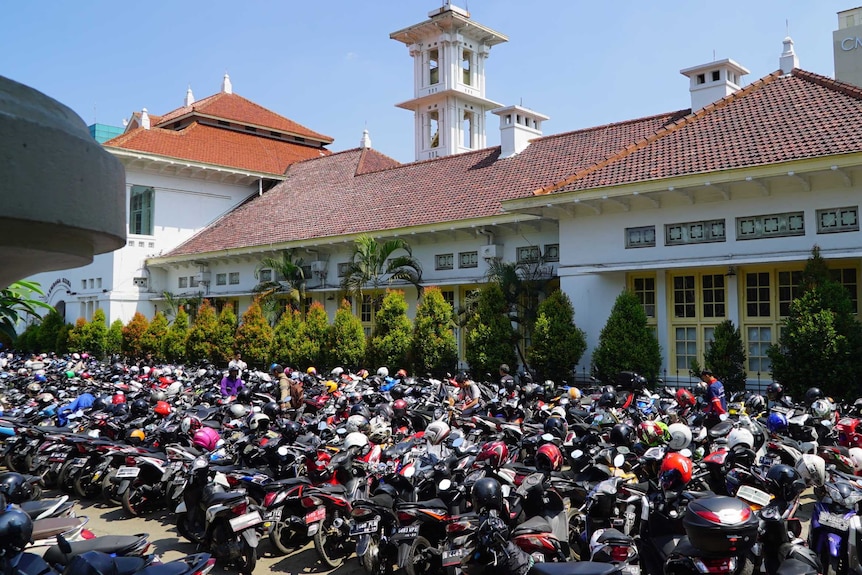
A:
390;3;508;162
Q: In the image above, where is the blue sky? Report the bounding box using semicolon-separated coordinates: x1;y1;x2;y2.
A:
2;1;854;163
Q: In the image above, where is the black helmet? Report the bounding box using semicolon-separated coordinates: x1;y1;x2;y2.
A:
200;391;217;406
765;464;805;502
236;388;253;404
350;403;372;421
263;401;280;419
610;423;635;447
804;387;824;405
91;396;108;411
375;403;394;421
282;421;302;443
150;390;167;404
598;391;617;408
767;382;783;401
130;399;149;418
0;472;34;504
471;477;503;513
543;416;568;441
112;362;125;375
112;403;129;417
0;508;33;552
390;385;406;400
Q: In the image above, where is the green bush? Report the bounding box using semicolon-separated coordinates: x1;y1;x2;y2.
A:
294;302;328;371
37;310;65;352
692;319;747;392
106;320;124;357
465;283;518;379
186;300;219;363
411;287;457;377
528;290;587;385
122;312;149;360
271;307;303;368
215;305;238;364
55;322;72;354
86;309;109;357
163;308;189;363
66;318;88;354
15;323;40;353
235;300;274;369
329;300;366;370
592;290;662;382
141;312;168;360
368;291;413;371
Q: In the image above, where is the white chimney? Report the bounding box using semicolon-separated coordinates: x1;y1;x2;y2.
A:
491;105;548;159
221;73;232;94
184;85;195;107
680;58;750;112
359;128;372;149
780;36;799;75
140;108;150;130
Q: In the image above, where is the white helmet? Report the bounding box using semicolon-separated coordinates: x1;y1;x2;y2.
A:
377;367;389;378
811;399;833;420
795;453;827;488
72;353;81;361
344;431;370;451
331;367;344;378
248;413;270;432
727;428;755;451
551;406;567;419
130;365;140;374
166;381;182;397
850;448;862;474
667;423;692;451
367;417;391;444
229;404;247;418
425;421;451;446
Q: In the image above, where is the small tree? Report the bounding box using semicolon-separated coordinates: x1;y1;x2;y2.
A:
367;290;413;371
106;320;124;357
122;312;149;360
15;323;41;353
55;322;72;354
271;307;303;368
141;312;168;360
528;290;587;384
186;300;219;363
691;319;747;392
592;290;662;382
215;305;237;363
66;318;88;353
328;300;366;370
76;309;108;357
768;246;862;400
235;300;274;369
465;283;518;379
37;310;65;352
294;302;329;370
411;287;458;377
163;308;189;363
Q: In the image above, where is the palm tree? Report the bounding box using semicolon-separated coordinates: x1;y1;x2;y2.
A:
254;250;307;322
341;234;423;307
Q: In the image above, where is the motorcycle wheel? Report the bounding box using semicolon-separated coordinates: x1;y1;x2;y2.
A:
737;555;755;575
405;536;437;575
234;536;257;575
56;461;75;493
176;511;197;544
74;467;101;499
269;520;305;555
30;482;42;501
360;533;386;575
121;485;149;517
313;512;350;568
4;452;23;473
567;509;586;560
101;468;122;506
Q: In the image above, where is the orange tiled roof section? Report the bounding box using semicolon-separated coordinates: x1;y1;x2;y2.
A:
166;110;683;256
155;92;333;143
104;123;330;175
542;69;862;194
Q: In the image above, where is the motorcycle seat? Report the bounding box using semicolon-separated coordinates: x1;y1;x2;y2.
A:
19;498;67;519
594;527;633;545
31;517;83;540
529;562;618;575
397;497;448;511
203;490;247;506
43;535;149;565
512;515;553;536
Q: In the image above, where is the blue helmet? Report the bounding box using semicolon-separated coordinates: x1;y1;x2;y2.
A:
34;374;47;383
767;412;788;434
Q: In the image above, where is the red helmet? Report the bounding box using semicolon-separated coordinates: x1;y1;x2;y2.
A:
660;452;693;491
476;440;509;469
393;399;408;418
536;443;563;473
675;388;695;408
154;400;172;417
112;392;126;405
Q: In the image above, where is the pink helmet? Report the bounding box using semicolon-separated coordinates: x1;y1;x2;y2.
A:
192;427;220;451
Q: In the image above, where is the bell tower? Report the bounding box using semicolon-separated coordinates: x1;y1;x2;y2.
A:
391;3;508;162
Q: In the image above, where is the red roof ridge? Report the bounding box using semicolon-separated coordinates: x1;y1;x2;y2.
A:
534;70;786;196
792;68;862;100
535;109;691;143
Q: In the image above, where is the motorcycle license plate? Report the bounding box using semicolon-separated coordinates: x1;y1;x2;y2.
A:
350;519;378;536
70;457;87;467
395;525;420;538
442;548;468;567
819;510;851;530
305;507;326;524
116;466;140;478
229;510;263;532
758;455;776;467
49;455;67;463
170;460;183;470
265;508;283;522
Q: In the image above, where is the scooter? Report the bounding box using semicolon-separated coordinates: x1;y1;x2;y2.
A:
808;479;862;575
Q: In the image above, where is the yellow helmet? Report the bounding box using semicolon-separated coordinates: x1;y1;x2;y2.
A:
324;380;338;393
307;367;317;375
568;387;582;401
128;428;145;445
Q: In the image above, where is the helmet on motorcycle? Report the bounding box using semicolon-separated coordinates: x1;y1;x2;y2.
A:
0;508;33;552
767;412;788;434
248;412;270;432
536;443;563;473
396;369;408;379
544;416;568;441
127;428;145;446
389;385;406;400
424;421;451;446
811;399;833;420
765;464;806;502
550;406;567;420
849;448;862;474
638;421;669;447
154;400;171;417
659;453;693;492
344;431;370;451
367;418;392;444
130;398;149;417
200;391;217;406
181;416;203;435
598;391;617;409
610;423;636;447
727;427;755;451
350;403;372;421
804;387;824;405
236;388;252;404
192;427;220;451
229;404;248;419
0;472;34;504
91;396;108;411
112;403;129;417
795;454;827;488
330;367;344;379
766;382;783;401
307;367;317;376
567;387;582;401
270;363;283;374
112;392;126;405
263;401;280;419
471;477;503;513
667;423;692;451
375;403;394;421
377;367;389;378
745;394;766;415
321;380;336;394
150;390;166;404
283;421;302;443
675;388;696;408
476;441;509;469
393;399;408;418
346;415;368;434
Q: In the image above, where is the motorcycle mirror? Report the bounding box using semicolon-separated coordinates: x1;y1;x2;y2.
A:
679;448;693;458
318;421;327;431
541;433;555;443
617;446;630;455
613;453;625;468
336;427;347;436
439;479;452;491
277;445;289;456
451;436;464;448
403;465;416;479
572;449;584;459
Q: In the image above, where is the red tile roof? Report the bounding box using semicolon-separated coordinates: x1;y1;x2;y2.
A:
155;92;332;143
104;122;330;175
164;68;862;259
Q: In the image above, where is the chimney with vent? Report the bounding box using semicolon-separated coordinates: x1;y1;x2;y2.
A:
359;129;372;149
221;73;232;94
780;36;799;75
184;85;195;107
680;59;749;112
491;105;548;158
140;108;150;130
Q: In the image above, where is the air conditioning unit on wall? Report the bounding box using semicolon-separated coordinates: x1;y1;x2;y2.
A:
479;244;502;259
310;261;327;274
195;271;211;284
